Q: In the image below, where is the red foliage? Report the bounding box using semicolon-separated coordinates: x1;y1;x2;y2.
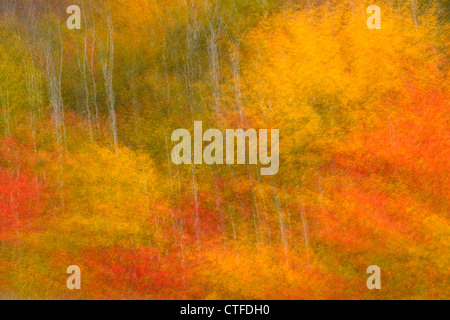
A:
0;139;47;241
77;246;190;299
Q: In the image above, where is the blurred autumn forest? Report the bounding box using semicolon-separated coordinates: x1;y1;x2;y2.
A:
0;0;448;299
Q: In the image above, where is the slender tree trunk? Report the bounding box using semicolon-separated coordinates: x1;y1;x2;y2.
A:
99;11;118;153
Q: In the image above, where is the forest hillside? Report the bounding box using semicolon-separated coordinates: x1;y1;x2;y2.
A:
0;0;448;299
